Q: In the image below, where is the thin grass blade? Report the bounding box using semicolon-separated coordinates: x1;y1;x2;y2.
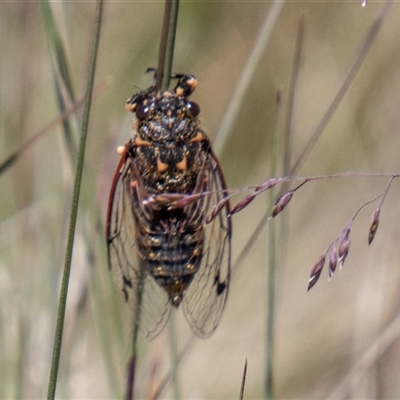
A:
46;2;103;398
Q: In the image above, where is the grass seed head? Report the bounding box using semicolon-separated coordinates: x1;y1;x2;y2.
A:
338;228;351;268
230;193;256;216
254;177;279;193
271;190;293;218
307;254;326;291
206;197;230;224
368;207;380;245
328;245;338;279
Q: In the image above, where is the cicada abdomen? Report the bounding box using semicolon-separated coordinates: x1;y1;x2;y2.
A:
106;75;231;338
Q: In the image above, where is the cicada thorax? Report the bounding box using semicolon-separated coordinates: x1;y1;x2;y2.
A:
129;133;207;194
125;76;211;306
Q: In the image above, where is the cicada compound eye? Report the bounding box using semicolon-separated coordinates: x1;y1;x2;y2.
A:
136;104;151;120
186;101;200;117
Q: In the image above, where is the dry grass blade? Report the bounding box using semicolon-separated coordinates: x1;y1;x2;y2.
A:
0;80;108;175
41;0;78;158
40;1;75;101
239;358;248;400
124;355;136;400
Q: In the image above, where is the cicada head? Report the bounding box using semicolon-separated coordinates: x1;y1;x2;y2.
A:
125;75;201;144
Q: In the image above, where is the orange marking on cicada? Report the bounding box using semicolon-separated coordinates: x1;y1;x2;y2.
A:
129;180;138;196
125;102;137;112
157;156;169;173
176;155;187;171
189;131;205;143
175;77;198;96
134;136;152;147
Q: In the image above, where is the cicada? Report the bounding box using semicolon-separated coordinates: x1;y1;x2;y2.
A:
106;74;232;339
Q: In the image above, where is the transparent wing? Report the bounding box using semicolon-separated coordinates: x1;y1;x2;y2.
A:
182;151;232;337
106;150;171;339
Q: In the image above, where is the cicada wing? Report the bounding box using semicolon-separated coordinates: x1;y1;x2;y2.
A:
106;150;171;339
182;152;232;337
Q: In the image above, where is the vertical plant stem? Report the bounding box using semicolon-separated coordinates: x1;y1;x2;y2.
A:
46;1;103;398
156;0;172;91
239;359;248;400
125;353;136;400
125;270;144;400
161;0;179;91
265;90;282;400
265;20;305;399
166;22;180;382
265;213;276;400
126;1;180;398
160;0;181;397
156;0;180;92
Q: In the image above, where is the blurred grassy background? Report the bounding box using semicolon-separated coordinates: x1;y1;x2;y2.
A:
1;1;400;399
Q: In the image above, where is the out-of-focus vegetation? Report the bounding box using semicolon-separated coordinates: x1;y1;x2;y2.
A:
1;2;400;398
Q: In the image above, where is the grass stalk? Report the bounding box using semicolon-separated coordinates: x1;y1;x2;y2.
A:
125;269;143;400
156;0;171;92
161;1;182;396
239;359;248;400
156;0;180;92
46;1;103;398
264;90;282;399
126;1;181;397
264;20;304;398
41;0;77;159
162;0;180;91
40;1;76;101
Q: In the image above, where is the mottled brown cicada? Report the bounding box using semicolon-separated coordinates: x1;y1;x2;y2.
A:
106;74;231;339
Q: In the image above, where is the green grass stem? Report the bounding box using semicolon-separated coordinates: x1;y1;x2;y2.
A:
46;2;103;398
161;0;180;91
264;90;283;400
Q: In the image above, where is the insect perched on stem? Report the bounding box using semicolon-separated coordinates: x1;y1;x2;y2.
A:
106;74;231;339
